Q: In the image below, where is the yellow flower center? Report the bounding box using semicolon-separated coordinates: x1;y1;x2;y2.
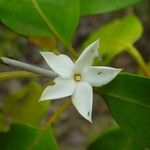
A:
74;73;82;82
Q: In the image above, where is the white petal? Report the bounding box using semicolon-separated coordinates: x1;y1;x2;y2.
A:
83;66;122;87
72;81;93;122
40;77;76;101
74;39;99;72
40;52;74;78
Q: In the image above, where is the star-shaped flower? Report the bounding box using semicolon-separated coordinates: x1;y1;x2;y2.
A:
40;40;121;122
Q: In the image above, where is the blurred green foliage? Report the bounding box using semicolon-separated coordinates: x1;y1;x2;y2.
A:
0;81;49;131
0;123;58;150
0;27;29;58
88;128;144;150
83;15;143;64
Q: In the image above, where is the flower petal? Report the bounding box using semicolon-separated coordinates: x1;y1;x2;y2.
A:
40;77;76;101
83;66;122;87
40;52;74;78
72;81;93;122
74;39;99;72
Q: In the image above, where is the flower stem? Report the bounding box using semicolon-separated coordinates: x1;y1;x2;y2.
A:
126;45;150;76
44;100;72;128
1;57;57;78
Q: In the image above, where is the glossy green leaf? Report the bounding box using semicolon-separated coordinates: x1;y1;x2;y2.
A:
80;0;141;16
0;122;58;150
2;81;49;127
97;73;150;148
83;15;143;64
0;0;79;43
88;128;144;150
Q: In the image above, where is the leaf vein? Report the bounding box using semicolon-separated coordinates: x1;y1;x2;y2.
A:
100;91;150;109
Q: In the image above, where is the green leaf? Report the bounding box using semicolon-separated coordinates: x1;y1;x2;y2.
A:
0;113;9;132
80;0;141;16
83;15;143;64
0;46;5;56
29;37;57;50
88;128;144;150
0;0;79;43
97;73;150;148
0;122;58;150
2;81;49;127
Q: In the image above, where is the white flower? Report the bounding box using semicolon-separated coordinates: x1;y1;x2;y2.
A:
40;40;122;122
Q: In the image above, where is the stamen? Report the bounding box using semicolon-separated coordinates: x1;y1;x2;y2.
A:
74;73;82;82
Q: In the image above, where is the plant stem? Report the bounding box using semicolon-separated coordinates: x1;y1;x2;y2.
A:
1;57;57;78
44;100;72;128
30;100;71;149
0;71;38;80
116;41;150;76
126;45;150;76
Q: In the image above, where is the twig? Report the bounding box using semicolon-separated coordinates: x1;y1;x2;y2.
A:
44;100;72;128
30;100;71;149
126;46;150;76
1;57;58;78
